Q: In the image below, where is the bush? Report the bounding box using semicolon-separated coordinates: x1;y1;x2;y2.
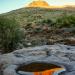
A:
34;28;43;33
41;19;53;26
55;15;75;28
0;17;24;53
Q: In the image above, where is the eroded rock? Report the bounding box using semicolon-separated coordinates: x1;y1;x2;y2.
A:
0;44;75;75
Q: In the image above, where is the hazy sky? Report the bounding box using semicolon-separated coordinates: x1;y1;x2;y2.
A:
0;0;75;14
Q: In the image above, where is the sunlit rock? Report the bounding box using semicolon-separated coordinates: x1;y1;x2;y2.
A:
27;0;50;8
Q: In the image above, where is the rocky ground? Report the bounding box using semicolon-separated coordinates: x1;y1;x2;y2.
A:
0;44;75;75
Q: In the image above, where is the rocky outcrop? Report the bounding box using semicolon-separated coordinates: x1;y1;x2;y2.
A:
27;0;50;8
0;44;75;75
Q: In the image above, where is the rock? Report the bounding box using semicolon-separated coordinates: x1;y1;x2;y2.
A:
0;44;75;75
62;71;75;75
65;37;75;45
27;43;32;46
27;0;50;8
3;65;18;75
18;71;33;75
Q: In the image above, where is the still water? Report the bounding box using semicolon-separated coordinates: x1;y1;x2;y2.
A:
17;62;65;75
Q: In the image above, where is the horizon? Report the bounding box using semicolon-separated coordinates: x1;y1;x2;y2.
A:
0;0;75;14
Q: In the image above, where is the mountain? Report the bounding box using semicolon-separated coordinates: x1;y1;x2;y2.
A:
27;0;50;8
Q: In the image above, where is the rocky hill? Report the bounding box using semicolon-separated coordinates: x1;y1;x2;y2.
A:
0;7;75;51
0;7;75;27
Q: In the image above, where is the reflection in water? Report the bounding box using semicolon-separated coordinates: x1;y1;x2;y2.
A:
17;62;65;75
34;68;64;75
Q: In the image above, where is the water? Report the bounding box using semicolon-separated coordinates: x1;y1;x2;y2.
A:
34;68;65;75
17;62;65;75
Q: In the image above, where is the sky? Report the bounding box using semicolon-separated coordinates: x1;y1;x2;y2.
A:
0;0;75;14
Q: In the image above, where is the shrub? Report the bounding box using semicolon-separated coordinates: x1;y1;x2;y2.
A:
0;16;24;53
34;28;43;33
55;15;75;28
41;19;53;26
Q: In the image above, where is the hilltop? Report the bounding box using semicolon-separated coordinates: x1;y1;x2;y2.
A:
0;7;75;27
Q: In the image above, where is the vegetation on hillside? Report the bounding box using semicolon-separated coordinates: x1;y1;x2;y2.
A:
55;15;75;28
0;17;24;53
1;7;75;27
0;7;75;53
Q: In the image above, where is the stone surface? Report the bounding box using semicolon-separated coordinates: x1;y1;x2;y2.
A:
0;44;75;75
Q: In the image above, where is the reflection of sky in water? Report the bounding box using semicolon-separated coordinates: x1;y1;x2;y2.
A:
18;68;66;75
0;0;75;14
19;69;66;75
53;68;66;75
34;68;66;75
